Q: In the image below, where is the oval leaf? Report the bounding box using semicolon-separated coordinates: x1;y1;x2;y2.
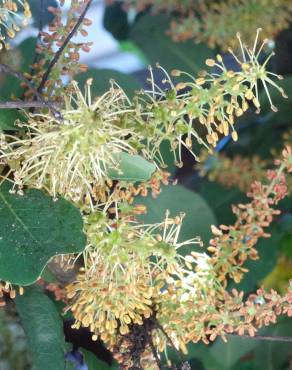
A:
0;182;86;285
16;286;66;370
135;184;216;252
108;153;156;182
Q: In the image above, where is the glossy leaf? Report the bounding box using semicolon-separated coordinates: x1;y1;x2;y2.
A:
0;182;86;285
15;286;66;370
108;153;156;182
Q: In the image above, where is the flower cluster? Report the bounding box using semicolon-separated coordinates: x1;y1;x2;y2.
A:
198;129;292;193
0;32;286;207
1;30;291;369
0;281;23;307
208;154;289;286
0;0;31;50
169;0;292;49
198;151;268;192
123;0;292;50
23;0;92;99
66;211;203;346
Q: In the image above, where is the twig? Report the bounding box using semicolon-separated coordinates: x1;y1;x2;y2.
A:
0;63;61;117
144;329;163;370
155;321;184;365
230;334;292;342
37;0;93;94
0;101;58;109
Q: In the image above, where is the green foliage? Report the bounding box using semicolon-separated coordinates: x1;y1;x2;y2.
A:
82;349;115;370
29;0;58;28
130;14;213;75
15;286;66;370
254;318;292;370
0;38;36;100
0;109;26;131
136;184;216;248
0;182;86;285
108;153;156;181
103;2;129;40
75;68;141;98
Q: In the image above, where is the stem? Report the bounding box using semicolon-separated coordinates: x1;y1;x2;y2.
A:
265;162;286;196
37;0;93;94
0;101;58;109
231;334;292;342
0;63;61;117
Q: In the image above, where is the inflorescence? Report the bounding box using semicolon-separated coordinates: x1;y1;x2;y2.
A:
0;0;31;50
0;29;291;369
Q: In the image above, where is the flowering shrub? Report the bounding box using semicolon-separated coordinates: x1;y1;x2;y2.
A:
0;1;291;370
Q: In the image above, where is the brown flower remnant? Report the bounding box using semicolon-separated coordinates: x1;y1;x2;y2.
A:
23;0;92;100
0;281;23;307
198;130;292;194
46;283;67;302
198;151;268;192
208;151;290;286
124;0;292;50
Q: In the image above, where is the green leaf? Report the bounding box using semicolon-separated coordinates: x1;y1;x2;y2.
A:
15;286;66;370
0;182;86;285
30;0;58;28
254;318;292;370
259;75;292;125
82;349;113;370
130;14;213;76
209;336;257;369
0;38;36;100
75;68;141;99
135;184;216;252
198;180;247;226
108;153;156;182
103;2;129;40
0;109;26;131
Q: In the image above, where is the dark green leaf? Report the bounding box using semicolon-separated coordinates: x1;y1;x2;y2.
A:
15;286;66;370
108;153;156;182
259;75;292;125
0;109;26;131
0;37;36;100
30;0;58;28
209;336;257;369
103;3;129;40
75;68;141;98
0;182;86;285
135;184;216;252
82;349;113;370
254;318;292;370
130;14;213;76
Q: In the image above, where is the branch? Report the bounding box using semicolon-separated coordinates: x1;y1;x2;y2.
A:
230;334;292;342
0;63;61;117
37;0;93;94
0;101;58;109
